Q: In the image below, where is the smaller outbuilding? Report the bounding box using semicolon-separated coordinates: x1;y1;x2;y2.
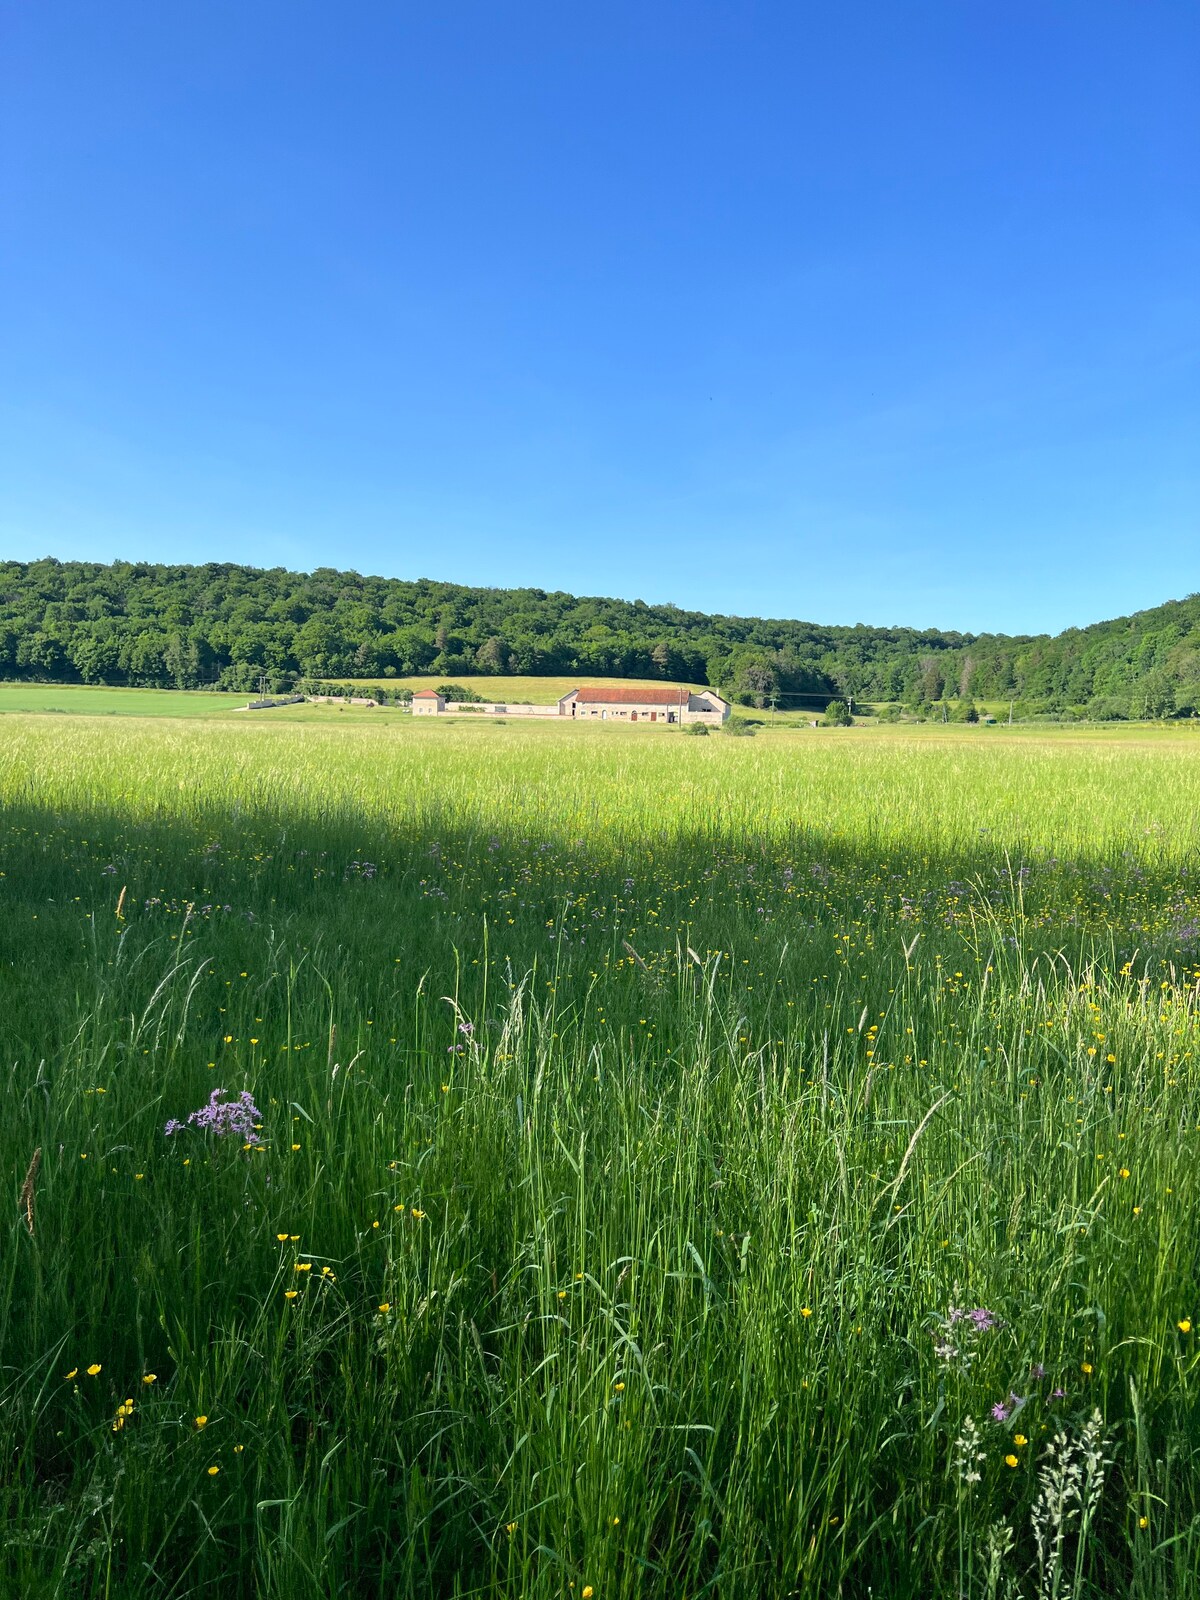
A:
411;689;445;716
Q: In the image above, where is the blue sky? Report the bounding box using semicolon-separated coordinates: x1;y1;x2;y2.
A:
2;1;1197;636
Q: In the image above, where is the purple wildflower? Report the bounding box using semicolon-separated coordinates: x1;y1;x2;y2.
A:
1051;1387;1065;1399
950;1306;998;1332
991;1400;1011;1423
165;1088;263;1144
1029;1363;1046;1380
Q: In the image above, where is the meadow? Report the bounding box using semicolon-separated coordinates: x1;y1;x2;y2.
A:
2;713;1198;1598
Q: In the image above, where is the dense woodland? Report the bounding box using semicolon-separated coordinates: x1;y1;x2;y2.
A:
1;557;1198;717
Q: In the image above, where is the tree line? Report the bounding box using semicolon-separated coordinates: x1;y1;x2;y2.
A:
1;557;1197;718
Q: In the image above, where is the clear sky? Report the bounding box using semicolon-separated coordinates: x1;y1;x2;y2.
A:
2;2;1197;636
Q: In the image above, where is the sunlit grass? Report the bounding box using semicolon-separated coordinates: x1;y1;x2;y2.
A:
2;716;1198;1597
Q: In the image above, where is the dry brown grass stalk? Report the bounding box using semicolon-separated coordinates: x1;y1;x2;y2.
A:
20;1147;41;1237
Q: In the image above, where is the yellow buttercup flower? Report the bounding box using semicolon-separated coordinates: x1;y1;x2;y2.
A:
207;1465;220;1476
64;1369;78;1381
284;1290;298;1300
86;1364;102;1377
1081;1362;1093;1375
800;1306;812;1318
142;1373;157;1385
1179;1319;1192;1334
378;1302;391;1313
1004;1454;1018;1468
1013;1434;1027;1447
194;1415;208;1429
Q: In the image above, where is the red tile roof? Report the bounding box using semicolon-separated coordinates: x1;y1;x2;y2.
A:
573;685;689;706
412;689;443;697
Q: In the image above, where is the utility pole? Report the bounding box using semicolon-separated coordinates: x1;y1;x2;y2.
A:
1008;700;1013;724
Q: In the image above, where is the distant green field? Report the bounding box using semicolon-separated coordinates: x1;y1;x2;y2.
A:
0;683;245;718
346;672;710;703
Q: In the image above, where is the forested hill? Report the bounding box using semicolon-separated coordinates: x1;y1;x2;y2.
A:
2;557;1198;716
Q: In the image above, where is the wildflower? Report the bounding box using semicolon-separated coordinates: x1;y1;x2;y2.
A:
611;1516;620;1526
800;1306;812;1318
506;1521;518;1534
195;1415;208;1429
207;1465;219;1476
291;1143;301;1151
1118;1168;1130;1180
1004;1454;1019;1468
582;1589;594;1599
165;1089;264;1144
378;1302;391;1313
952;1416;985;1484
1013;1434;1027;1447
233;1444;244;1453
411;1209;426;1220
613;1381;625;1392
1139;1515;1149;1529
284;1290;298;1300
1029;1363;1046;1380
992;1400;1011;1423
276;1232;288;1241
1179;1319;1192;1334
294;1262;312;1272
64;1369;78;1381
86;1364;102;1377
1081;1362;1093;1375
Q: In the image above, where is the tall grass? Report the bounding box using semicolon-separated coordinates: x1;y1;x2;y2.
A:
2;717;1198;1597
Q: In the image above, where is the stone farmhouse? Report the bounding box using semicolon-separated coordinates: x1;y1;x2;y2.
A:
559;686;729;724
410;685;729;724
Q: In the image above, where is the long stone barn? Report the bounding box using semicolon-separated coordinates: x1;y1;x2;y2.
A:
557;686;729;725
410;686;729;723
